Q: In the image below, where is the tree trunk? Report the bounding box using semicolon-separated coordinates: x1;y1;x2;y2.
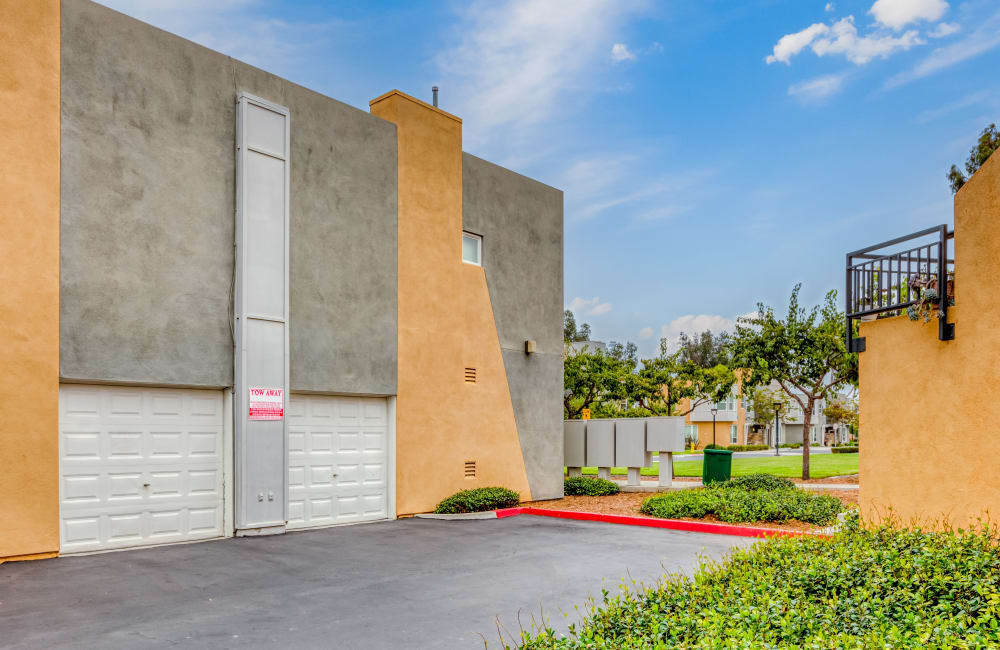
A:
801;397;814;480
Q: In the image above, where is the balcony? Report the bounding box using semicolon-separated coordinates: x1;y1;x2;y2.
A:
688;405;737;422
846;224;954;352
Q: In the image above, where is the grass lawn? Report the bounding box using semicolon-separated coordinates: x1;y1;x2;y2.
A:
574;453;858;480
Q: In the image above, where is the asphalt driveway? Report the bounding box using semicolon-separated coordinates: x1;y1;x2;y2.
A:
1;516;750;649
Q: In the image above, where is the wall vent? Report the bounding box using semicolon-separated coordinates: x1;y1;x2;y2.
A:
464;460;477;478
464;367;477;383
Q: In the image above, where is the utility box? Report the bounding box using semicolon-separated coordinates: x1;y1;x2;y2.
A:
564;420;587;468
615;419;650;467
646;416;685;452
585;419;615;468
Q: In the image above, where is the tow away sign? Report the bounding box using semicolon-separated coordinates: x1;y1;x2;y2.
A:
248;387;284;420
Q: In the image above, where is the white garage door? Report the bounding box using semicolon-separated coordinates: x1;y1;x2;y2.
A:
287;395;389;529
59;385;225;554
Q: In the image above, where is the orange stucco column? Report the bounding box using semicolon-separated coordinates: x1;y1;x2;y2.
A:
370;90;530;515
859;153;1000;530
0;0;61;561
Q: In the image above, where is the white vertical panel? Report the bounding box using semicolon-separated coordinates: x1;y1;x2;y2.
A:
234;94;290;532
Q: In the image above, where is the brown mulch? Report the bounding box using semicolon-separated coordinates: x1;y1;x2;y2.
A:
524;492;851;533
795;474;859;485
806;489;859;507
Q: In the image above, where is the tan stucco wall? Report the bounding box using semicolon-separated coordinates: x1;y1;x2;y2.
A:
0;0;61;561
859;153;1000;529
682;399;747;448
370;91;531;515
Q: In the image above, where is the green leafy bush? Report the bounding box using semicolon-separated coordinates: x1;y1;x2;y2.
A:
564;476;620;496
515;516;1000;648
779;442;802;449
832;445;859;454
725;444;769;452
432;487;520;514
702;443;724;450
639;485;842;525
718;473;795;492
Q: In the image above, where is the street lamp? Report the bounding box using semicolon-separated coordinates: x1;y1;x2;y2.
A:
711;407;718;447
773;401;782;457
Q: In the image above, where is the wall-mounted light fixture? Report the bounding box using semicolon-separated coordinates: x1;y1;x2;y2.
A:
524;340;536;354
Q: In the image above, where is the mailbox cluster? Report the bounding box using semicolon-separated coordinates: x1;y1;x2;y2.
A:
564;417;686;488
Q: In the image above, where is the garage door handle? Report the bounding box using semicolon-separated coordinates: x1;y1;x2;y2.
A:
331;472;338;478
143;482;151;488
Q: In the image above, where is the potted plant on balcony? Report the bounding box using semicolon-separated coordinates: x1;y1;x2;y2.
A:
906;272;955;322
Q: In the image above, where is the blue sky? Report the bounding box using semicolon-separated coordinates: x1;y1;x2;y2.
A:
102;0;1000;356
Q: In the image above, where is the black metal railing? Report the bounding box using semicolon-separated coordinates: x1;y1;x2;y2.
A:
845;224;954;352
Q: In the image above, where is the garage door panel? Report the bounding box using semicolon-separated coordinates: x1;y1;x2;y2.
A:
59;385;225;554
286;394;389;530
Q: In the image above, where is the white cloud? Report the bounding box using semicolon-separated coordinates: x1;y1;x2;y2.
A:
825;2;836;12
437;0;646;151
886;11;1000;87
96;0;337;69
788;72;849;103
658;314;737;350
812;16;923;64
611;43;637;61
566;164;715;221
639;327;655;340
913;90;992;123
928;21;960;38
767;16;923;65
870;0;948;30
569;296;613;316
766;22;829;64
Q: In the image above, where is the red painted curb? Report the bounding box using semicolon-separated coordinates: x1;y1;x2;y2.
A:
494;507;826;539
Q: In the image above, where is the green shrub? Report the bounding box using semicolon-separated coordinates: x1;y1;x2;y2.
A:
432;487;520;514
724;444;769;452
718;473;795;492
563;476;620;496
515;516;1000;649
779;442;802;449
639;486;842;525
702;443;724;450
832;445;859;454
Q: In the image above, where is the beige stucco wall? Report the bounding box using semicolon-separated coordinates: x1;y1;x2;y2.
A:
859;153;1000;529
0;0;61;561
682;398;747;448
370;91;531;515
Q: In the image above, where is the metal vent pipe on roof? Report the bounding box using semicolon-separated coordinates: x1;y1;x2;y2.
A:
432;86;439;107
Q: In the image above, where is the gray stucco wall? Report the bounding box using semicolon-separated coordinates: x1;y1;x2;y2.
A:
60;0;397;394
462;154;564;500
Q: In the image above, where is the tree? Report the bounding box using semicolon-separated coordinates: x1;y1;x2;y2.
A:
730;285;858;479
563;309;592;343
563;350;627;419
627;350;736;418
824;396;859;436
948;123;1000;194
743;385;791;445
675;330;732;368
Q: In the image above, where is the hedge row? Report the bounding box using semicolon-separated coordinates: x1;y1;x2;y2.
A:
723;444;769;452
432;487;520;514
564;476;620;496
516;516;1000;648
832;445;859;454
639;485;843;525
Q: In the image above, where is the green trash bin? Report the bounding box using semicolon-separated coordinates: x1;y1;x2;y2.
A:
702;448;734;484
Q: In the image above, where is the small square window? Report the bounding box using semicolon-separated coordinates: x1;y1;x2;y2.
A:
462;232;482;266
